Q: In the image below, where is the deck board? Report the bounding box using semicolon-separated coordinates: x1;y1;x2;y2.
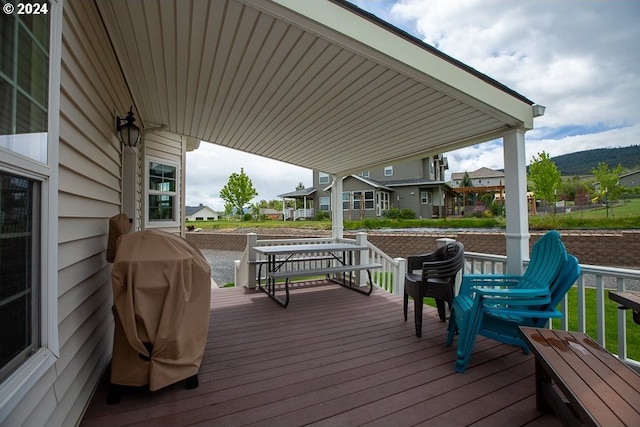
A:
80;281;561;426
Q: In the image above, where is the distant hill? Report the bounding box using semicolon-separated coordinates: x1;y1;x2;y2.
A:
551;145;640;176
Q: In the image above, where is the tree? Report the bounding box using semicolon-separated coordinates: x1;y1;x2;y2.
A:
528;151;562;214
460;171;475;207
592;162;624;218
219;168;258;218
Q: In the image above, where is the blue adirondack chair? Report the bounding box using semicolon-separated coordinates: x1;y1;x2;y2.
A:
446;230;580;373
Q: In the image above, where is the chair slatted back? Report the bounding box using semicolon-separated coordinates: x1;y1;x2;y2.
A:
422;242;464;280
518;230;567;290
530;255;581;325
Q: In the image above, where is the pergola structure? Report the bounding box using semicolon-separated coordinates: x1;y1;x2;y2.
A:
98;0;543;273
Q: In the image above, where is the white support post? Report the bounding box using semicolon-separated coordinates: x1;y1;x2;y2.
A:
395;257;407;297
331;174;344;240
355;232;368;285
503;128;530;275
246;232;258;288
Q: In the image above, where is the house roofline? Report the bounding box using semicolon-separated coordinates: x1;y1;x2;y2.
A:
330;0;534;106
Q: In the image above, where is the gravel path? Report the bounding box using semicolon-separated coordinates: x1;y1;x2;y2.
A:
201;249;243;287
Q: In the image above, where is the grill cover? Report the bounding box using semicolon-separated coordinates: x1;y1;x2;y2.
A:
110;230;211;391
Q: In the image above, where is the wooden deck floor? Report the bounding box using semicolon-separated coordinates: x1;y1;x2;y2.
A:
80;281;561;426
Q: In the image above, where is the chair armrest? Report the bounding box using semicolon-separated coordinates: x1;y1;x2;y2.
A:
458;274;522;296
473;287;549;297
484;306;563;319
474;286;551;306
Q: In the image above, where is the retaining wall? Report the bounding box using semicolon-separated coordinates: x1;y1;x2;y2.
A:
186;230;640;268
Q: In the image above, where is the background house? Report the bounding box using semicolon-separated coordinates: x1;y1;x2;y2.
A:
313;155;454;219
619;170;640;189
185;204;219;221
259;208;282;220
450;167;505;188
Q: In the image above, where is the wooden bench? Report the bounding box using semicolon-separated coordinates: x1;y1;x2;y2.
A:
519;326;640;426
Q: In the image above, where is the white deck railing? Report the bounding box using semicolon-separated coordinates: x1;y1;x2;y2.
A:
465;251;640;370
282;208;315;221
234;234;639;368
234;232;406;295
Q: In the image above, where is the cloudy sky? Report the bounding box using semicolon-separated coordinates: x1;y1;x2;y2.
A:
186;0;640;211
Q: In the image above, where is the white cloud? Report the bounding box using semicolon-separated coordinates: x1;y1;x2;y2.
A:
388;0;640;129
444;124;640;179
188;0;640;206
186;144;311;212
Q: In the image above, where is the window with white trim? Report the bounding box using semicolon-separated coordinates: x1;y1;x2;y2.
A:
378;192;390;211
421;191;432;204
146;158;179;225
318;172;330;185
319;196;329;211
364;190;374;209
0;3;49;163
0;171;41;382
0;2;52;386
384;166;393;176
352;191;363;210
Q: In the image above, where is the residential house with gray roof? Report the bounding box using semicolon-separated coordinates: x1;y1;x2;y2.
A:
313;155;454;219
450;167;505;188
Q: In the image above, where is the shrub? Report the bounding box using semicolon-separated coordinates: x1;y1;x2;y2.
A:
315;210;330;221
399;208;417;219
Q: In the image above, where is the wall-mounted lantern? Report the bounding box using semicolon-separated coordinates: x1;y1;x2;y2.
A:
116;107;141;147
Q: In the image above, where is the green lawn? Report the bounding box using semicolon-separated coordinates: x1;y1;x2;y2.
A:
192;198;640;231
424;287;640;360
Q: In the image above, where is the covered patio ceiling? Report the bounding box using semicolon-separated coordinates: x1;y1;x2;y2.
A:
98;0;537;176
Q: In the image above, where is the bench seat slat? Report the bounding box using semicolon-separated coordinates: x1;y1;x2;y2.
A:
249;255;336;265
269;263;382;279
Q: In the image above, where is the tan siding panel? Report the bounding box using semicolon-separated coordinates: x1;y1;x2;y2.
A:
58;217;108;244
59;142;120;193
58;253;107;297
41;2;132;426
144;131;183;159
58;192;120;219
5;368;57;426
58;103;119;173
58;236;109;272
58;166;120;205
53;318;113;427
62;0;130;121
59;338;112;427
57;283;112;365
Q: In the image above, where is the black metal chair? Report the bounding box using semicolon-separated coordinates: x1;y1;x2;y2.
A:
403;242;465;337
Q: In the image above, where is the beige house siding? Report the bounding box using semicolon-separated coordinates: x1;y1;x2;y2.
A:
55;0;129;425
3;1;131;425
